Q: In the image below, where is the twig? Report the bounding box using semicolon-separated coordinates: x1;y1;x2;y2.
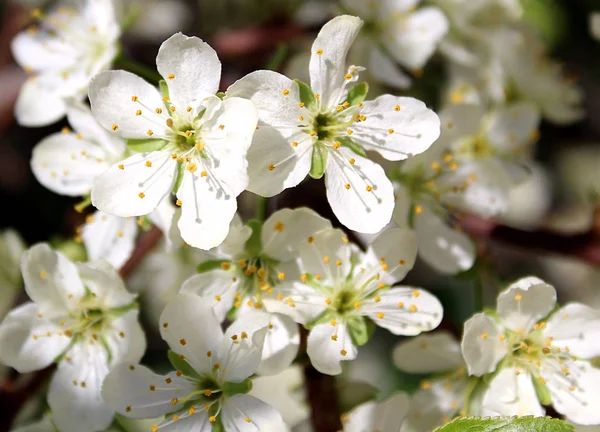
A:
119;226;163;279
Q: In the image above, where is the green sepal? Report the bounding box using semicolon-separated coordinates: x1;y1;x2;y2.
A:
173;161;185;194
244;219;263;256
346;316;375;346
222;378;253;397
305;309;336;330
127;138;168;153
216;92;226;100
346;82;368;106
591;357;600;369
197;259;231;274
462;376;483;415
294;79;316;111
159;80;171;109
212;417;226;432
337;136;366;158
434;415;574;432
167;350;201;379
110;301;139;318
336;381;379;413
532;375;552;405
309;143;328;179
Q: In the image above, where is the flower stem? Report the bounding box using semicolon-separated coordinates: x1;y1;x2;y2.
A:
265;43;289;71
114;56;162;83
256;196;268;222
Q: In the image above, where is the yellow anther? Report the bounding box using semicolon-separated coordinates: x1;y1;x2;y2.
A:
136;109;142;116
349;158;355;164
147;130;154;136
179;338;187;346
333;141;341;149
412;290;420;298
345;184;351;190
409;304;418;313
112;124;119;131
330;319;337;326
347;129;353;135
145;160;152;167
340;349;347;356
388;129;394;134
331;335;338;341
138;192;145;199
377;312;384;319
187;163;197;173
366;185;373;192
168;73;175;80
221;262;231;270
394;105;401;111
415;205;423;214
274;222;284;232
481;333;489;340
353;301;361;309
515;294;523;301
155;108;163;114
292;141;298;147
166;118;174;127
282;89;290;96
268;163;275;171
150;385;156;391
278;272;285;280
344;73;352;80
316;49;323;55
209;416;216;422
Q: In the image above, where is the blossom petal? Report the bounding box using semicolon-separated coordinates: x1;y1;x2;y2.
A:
403;382;467;432
256;314;300;376
75;260;136;308
392;331;463;374
480;367;545;417
92;151;177;217
307;321;357;375
461;313;508;376
325;149;394;234
179;270;238;322
309;15;363;109
156;32;221;109
262;281;328;325
496;276;557;332
15;77;68;127
102;363;196;419
545;303;600;359
160;294;223;375
216;214;252;257
344;392;410;432
81;211;137;269
0;302;70;373
365;228;417;284
221;394;285;431
89;70;168;139
485;102;541;152
298;228;351;285
104;309;146;365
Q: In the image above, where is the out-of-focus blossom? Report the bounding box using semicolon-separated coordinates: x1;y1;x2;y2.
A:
344;392;410;432
591;13;600;41
125;0;192;41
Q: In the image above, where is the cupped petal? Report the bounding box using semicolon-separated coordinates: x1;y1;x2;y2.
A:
353;95;440;161
298;228;351;286
485;102;541;152
104;309;146;365
101;363;196;419
262;207;332;261
480;367;545;417
0;302;70;373
309;15;364;109
365;228;418;284
221;394;285;431
156;33;221;109
92;151;177;217
392;331;463;374
89;70;168;139
31;132;111;196
75;260;136;308
179;270;238;322
414;206;475;274
15;77;68;127
325;149;394;234
496;276;557;332
256;314;300;376
344;392;410;432
160;294;223;375
81;211;137;269
545;303;600;359
362;286;443;336
307;321;357;375
21;243;85;315
461;313;508;376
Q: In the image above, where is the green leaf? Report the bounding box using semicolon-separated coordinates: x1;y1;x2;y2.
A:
336;380;378;413
222;378;253;397
346;316;375;346
197;259;230;273
173;161;185;194
167;350;200;379
294;79;316;111
434;416;574;432
532;375;552;405
346;82;368;106
309;143;328;179
216;92;226;100
337;136;366;158
244;219;263;256
127;138;168;153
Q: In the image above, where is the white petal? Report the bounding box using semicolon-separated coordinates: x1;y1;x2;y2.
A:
15;77;68;127
89;70;168;139
545;303;600;359
156;33;221;109
403;382;466;432
345;392;410;432
365;228;417;284
82;211;137;269
160;294;223;375
362;287;443;336
0;303;70;373
414;206;475;274
353;95;440;161
104;309;146;365
298;228;351;285
179;270;238;322
221;394;285;431
216;214;252;257
438;103;484;145
496;276;557;332
307;321;357;375
262;207;332;261
261;281;328;325
325;149;394;234
101;363;196;418
368;47;412;89
92;151;177;217
21;243;85;315
11;31;73;70
309;15;364;109
256;314;300;376
481;368;545;418
219;310;271;382
76;260;137;308
461;313;508;376
485;102;541;152
392;331;463;374
49;343;114;432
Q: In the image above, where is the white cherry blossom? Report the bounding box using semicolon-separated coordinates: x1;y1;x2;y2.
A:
265;227;443;375
343;392;410;432
89;32;258;250
462;277;600;425
227;15;440;234
0;244;145;432
102;294;284;431
592;13;600;41
12;0;120;126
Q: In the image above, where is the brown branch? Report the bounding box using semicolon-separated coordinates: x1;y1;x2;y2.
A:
119;226;163;278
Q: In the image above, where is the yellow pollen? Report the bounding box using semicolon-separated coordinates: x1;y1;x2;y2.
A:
118;164;124;170
187;163;198;173
155;108;163;114
331;335;338;341
282;89;290;96
345;184;351;190
481;333;489;340
377;312;384;319
330;320;337;326
310;130;317;136
395;105;401;111
209;416;216;423
204;389;213;396
344;73;352;80
147;130;153;136
221;262;231;270
515;294;523;301
168;74;175;80
245;417;251;423
150;385;156;391
278;272;285;280
179;338;187;346
112;124;119;131
340;349;347;356
166;118;174;127
333;141;341;149
409;304;417;313
412;290;420;298
268;163;275;171
176;199;182;206
274;222;284;232
131;96;138;102
366;185;373;192
136;109;142;116
145;160;152;167
398;302;404;308
375;296;381;302
349;158;355;164
292;141;298;147
138;192;145;199
298;102;305;108
499;335;506;342
347;129;353;135
316;49;323;55
415;205;423;214
388;129;394;134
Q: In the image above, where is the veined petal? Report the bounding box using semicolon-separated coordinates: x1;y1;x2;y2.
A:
156;33;221;109
179;270;238;322
91;151;177;217
307;321;357;375
545;303;600;359
461;313;508;376
325;149;394;234
75;260;136;308
31;132;111;196
362;286;443;336
160;294;223;376
0;302;70;373
221;394;285;431
104;309;146;365
262;207;332;261
81;211;137;269
496;276;557;332
480;367;545;417
365;228;417;284
21;243;85;315
256;314;300;376
392;331;463;374
101;363;196;419
298;228;351;286
344;392;410;432
261;281;328;325
153;412;212;431
485;102;541;152
309;15;364;110
89;70;168;139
